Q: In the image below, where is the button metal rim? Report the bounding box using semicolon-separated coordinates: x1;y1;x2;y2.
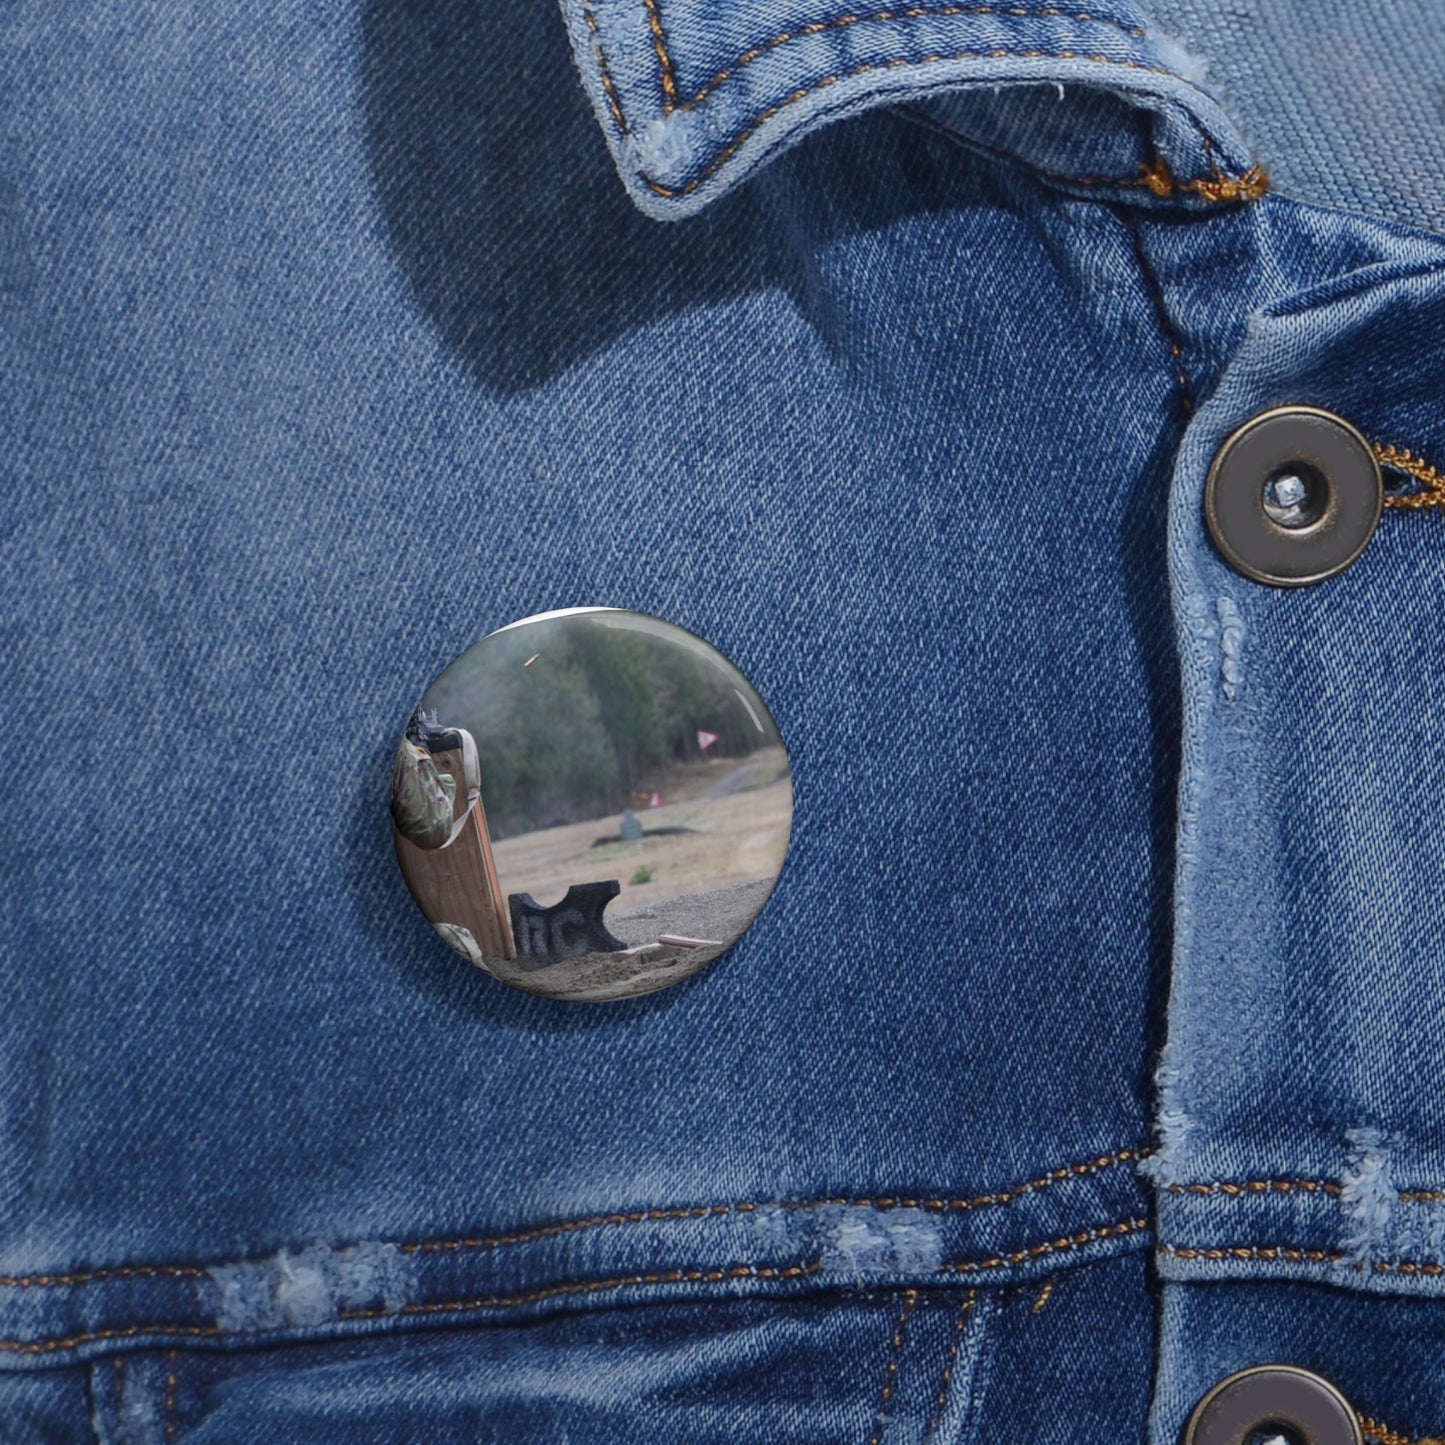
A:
1203;404;1383;588
1183;1364;1364;1445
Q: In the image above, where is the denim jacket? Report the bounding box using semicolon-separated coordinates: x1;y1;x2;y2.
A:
4;0;1445;1441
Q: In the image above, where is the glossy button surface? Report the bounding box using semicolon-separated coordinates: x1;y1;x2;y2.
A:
1204;405;1382;586
1184;1365;1363;1445
391;608;792;1002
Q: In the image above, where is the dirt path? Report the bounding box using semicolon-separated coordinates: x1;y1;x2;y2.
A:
490;750;791;920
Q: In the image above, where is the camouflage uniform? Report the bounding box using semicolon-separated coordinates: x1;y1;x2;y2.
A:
390;739;456;849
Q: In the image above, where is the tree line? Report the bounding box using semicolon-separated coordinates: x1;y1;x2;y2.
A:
422;614;779;838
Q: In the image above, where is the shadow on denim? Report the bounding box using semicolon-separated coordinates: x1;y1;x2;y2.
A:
359;0;984;394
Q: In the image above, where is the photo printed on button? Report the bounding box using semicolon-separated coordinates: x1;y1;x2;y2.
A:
391;609;792;1002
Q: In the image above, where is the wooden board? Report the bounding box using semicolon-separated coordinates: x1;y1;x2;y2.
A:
392;748;514;960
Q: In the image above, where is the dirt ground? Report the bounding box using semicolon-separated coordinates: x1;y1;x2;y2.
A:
490;746;791;918
481;747;791;1001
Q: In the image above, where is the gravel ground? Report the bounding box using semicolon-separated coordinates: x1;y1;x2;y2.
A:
480;877;778;1002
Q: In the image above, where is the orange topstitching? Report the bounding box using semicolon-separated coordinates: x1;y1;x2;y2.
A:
652;5;1151;115
942;1218;1148;1274
1375;443;1445;509
0;1147;1150;1292
866;1287;919;1445
1360;1414;1445;1445
0;1213;1148;1355
925;1289;978;1436
584;1;1265;201
163;1348;179;1442
1157;1241;1445;1277
943;125;1267;204
1166;1176;1445;1203
640;50;1185;200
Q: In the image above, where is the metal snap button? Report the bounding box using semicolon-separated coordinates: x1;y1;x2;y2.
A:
1204;405;1382;586
391;608;792;1002
1183;1365;1363;1445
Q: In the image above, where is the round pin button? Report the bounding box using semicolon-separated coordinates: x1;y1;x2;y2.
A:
1183;1365;1363;1445
1204;406;1382;586
391;608;792;1002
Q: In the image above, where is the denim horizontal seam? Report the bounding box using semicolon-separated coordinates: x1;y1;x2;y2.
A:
1165;1179;1445;1202
1158;1243;1445;1277
1156;1188;1445;1292
0;1145;1150;1290
1167;1179;1343;1198
938;1218;1149;1273
0;1149;1152;1364
0;1221;1151;1359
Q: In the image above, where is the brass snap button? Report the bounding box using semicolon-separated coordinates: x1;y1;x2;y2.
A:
391;608;792;1002
1204;405;1382;586
1183;1365;1363;1445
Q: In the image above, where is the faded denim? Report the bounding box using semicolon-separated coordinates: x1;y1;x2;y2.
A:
3;0;1445;1441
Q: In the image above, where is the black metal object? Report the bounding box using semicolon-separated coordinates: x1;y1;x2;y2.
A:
1204;405;1382;586
418;725;465;754
507;880;627;965
1183;1365;1362;1445
590;826;698;846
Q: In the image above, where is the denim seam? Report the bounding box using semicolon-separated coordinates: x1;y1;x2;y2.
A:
641;5;1150;116
0;1264;206;1289
583;5;1263;200
0;1265;820;1357
1165;1177;1445;1202
413;1147;1150;1250
0;1219;1150;1356
0;1144;1148;1291
643;0;677;106
936;1218;1150;1275
1029;1277;1055;1312
582;7;628;131
334;1257;823;1321
866;1288;919;1445
0;1324;225;1358
1375;443;1445;509
1359;1413;1443;1445
923;1290;977;1438
593;2;1271;200
635;50;1269;200
1118;208;1195;417
1165;1178;1343;1198
163;1348;178;1442
1157;1242;1445;1276
895;108;1265;205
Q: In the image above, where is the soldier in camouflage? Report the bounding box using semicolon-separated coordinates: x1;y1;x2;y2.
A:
390;710;459;850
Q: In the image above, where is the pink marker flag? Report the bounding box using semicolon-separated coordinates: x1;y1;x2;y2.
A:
697;729;719;751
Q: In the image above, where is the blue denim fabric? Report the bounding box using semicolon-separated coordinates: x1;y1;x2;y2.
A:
3;0;1445;1441
1144;1;1445;235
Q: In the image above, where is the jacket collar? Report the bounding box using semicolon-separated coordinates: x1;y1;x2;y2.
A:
558;0;1263;220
